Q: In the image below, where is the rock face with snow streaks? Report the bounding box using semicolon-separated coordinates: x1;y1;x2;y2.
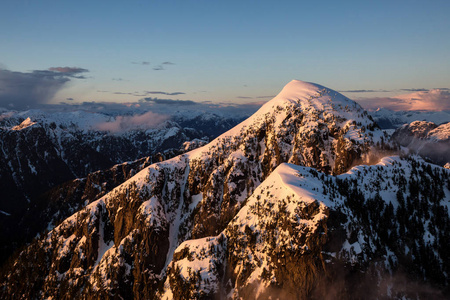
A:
393;121;450;166
0;110;233;263
162;158;450;299
3;80;448;299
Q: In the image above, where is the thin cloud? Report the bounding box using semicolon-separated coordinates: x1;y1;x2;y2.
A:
341;87;449;94
0;67;88;109
48;67;88;78
340;89;378;93
356;89;450;111
339;89;390;93
256;95;276;99
143;97;197;105
113;92;133;95
103;90;186;97
400;88;429;92
145;91;185;96
229;100;269;107
236;95;275;100
152;61;175;70
131;61;150;65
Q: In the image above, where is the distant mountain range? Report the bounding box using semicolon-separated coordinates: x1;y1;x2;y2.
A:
392;121;450;166
0;81;449;299
0;109;243;264
369;108;450;129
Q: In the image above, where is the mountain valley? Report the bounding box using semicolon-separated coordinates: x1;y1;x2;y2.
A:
0;80;448;299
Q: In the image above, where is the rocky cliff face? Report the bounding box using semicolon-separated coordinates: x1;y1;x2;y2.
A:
8;152;177;258
0;111;226;264
161;158;449;299
2;80;446;299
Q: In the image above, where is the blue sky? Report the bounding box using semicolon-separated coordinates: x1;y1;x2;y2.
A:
1;0;449;109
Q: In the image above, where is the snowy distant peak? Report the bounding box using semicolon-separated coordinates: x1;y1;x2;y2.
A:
428;122;450;141
3;83;450;299
392;120;450;166
398;120;449;141
11;117;37;130
370;108;450;129
3;109;113;131
401;121;438;138
1;107;243;136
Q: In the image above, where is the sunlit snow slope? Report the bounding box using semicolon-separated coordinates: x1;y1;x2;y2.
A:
4;80;431;300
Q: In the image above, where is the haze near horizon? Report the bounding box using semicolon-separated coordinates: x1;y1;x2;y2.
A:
1;0;449;111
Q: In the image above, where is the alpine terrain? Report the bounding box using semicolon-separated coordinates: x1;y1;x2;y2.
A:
0;109;241;264
392;121;450;166
1;80;448;299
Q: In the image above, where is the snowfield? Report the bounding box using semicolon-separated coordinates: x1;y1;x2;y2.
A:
2;80;449;300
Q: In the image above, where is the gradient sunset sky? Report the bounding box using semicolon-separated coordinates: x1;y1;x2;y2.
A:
1;0;449;110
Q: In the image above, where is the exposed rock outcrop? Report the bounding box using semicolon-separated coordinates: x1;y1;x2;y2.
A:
393;121;450;165
4;81;436;299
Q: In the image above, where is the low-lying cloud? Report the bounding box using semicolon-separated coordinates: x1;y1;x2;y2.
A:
93;111;169;133
145;91;185;96
143;97;197;105
98;90;186;98
0;67;88;109
356;89;450;111
142;97;198;106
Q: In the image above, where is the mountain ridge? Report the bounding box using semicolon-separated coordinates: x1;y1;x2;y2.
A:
160;156;449;299
3;80;446;299
0;109;237;264
392;120;450;166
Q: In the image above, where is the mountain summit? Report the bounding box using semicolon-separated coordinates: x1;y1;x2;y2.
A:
3;81;446;299
187;79;380;174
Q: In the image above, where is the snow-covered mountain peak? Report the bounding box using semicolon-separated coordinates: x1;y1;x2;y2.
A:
186;80;378;163
403;120;438;138
11;117;37;130
275;80;326;101
0;81;407;299
428;122;450;141
259;79;358;114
